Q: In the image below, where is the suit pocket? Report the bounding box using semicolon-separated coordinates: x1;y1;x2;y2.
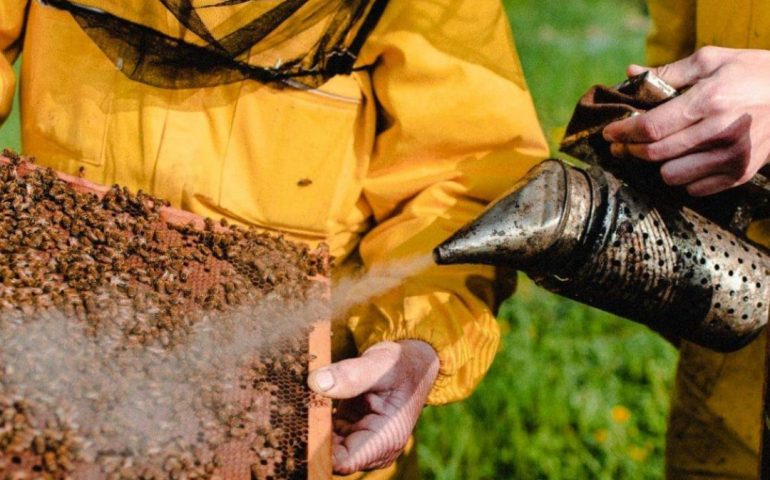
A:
215;76;365;237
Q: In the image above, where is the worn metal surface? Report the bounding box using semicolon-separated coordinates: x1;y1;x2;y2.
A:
436;160;770;352
434;160;575;268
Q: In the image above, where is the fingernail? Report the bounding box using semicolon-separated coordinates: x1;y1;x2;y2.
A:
310;369;335;392
603;129;616;142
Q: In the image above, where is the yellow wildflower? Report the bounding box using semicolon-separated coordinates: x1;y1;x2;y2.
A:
628;445;649;462
611;405;631;424
593;429;608;444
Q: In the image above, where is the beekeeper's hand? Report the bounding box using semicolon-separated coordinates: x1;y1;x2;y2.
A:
603;46;770;196
307;339;439;475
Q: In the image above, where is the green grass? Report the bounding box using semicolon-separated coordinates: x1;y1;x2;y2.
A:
416;1;678;479
417;280;676;480
0;4;676;478
509;0;650;152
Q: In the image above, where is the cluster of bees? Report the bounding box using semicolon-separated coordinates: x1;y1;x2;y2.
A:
0;153;328;479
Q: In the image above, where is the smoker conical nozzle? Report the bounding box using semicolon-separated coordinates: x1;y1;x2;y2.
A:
434;160;594;269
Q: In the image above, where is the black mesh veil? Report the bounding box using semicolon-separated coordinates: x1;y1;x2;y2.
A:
42;0;389;89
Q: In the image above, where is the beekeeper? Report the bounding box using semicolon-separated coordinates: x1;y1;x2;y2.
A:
0;0;548;477
603;2;770;477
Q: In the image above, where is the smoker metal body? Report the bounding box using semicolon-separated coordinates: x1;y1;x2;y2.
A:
435;160;770;352
436;72;770;352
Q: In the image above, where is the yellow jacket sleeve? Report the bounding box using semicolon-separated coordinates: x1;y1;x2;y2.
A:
349;0;548;405
646;0;696;66
0;0;26;123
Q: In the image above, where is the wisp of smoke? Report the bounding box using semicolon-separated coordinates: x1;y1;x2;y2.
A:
331;255;435;318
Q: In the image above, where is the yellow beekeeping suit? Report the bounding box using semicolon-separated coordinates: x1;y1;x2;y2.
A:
646;1;770;478
0;1;548;477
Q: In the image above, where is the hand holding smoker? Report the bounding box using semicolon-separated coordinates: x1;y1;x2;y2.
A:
434;72;770;353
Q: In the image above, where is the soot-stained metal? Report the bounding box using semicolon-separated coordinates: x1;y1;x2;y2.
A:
41;0;389;89
435;160;770;352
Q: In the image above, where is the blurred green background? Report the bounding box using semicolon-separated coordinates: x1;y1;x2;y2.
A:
0;0;676;478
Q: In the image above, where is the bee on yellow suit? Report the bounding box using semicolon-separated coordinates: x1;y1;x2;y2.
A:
0;0;547;477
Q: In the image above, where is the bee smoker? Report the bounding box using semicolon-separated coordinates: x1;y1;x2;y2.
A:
434;159;769;352
434;72;770;353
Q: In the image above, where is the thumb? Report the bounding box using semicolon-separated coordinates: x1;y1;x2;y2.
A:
308;343;399;400
627;64;649;77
